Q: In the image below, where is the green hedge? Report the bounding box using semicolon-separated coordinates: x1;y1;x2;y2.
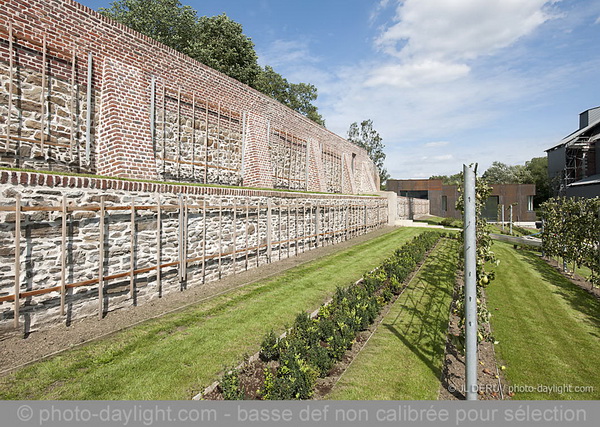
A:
255;231;443;400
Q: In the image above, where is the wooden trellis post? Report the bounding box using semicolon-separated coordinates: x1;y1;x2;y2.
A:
266;199;273;263
40;34;47;153
257;201;262;267
14;194;21;328
204;100;209;184
218;198;223;279
69;50;77;157
85;52;93;163
61;195;67;316
315;204;321;248
156;194;162;294
6;24;14;150
278;203;282;260
130;199;135;302
98;196;105;319
202;198;207;283
245;198;250;270
232;199;237;275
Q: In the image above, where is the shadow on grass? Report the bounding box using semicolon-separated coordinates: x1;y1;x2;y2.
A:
519;250;600;336
383;242;456;380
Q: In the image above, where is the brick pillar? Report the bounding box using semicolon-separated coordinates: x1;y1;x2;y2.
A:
242;112;273;188
97;58;158;180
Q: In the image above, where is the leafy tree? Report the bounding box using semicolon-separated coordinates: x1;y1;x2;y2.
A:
481;161;533;184
347;120;389;188
100;0;324;124
189;14;261;87
525;157;550;207
430;173;463;185
99;0;200;56
255;67;325;125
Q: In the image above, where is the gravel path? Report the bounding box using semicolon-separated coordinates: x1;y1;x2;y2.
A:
0;227;395;376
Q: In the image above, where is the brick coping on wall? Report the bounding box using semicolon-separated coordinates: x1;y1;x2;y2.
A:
0;170;382;200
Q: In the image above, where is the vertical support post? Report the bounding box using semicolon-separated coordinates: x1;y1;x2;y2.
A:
257;201;261;267
245;198;250;270
463;164;478;401
218;198;223;278
6;24;14;149
315;204;321;248
156;194;162;294
295;202;299;256
150;77;156;153
14;194;21;328
191;94;196;179
216;102;221;184
162;85;166;175
98;196;105;320
232;199;237;275
204;100;209;184
177;87;181;179
130;199;135;302
85;52;93;163
501;205;505;231
509;205;513;235
266;199;273;262
178;195;184;282
69;49;77;157
60;195;67;316
278;203;282;260
202;198;207;284
40;35;47;153
286;205;291;258
184;197;188;282
240;112;247;185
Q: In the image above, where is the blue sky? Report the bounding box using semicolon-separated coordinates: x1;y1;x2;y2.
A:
79;0;600;179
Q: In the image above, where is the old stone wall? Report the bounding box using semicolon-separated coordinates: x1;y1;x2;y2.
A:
0;0;380;193
0;170;387;334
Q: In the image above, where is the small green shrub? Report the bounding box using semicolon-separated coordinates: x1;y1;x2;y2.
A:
259;330;280;362
220;367;245;400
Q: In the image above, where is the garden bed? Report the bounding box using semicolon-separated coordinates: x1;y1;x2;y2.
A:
202;232;445;400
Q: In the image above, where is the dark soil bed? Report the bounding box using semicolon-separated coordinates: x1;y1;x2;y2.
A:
438;274;510;400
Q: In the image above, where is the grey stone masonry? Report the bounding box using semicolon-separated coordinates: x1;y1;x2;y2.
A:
0;170;388;334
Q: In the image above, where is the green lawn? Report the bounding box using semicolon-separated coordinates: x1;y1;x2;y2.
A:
327;238;458;399
487;242;600;399
0;227;423;400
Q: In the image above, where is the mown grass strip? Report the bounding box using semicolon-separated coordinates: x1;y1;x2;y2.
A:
487;242;600;400
0;227;423;400
327;238;458;400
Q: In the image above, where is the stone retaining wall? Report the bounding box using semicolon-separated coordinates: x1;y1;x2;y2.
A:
0;170;387;334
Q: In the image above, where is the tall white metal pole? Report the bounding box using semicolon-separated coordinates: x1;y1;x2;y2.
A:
463;164;478;400
509;205;513;235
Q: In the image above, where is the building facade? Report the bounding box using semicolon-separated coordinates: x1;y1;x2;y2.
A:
387;179;537;222
546;107;600;198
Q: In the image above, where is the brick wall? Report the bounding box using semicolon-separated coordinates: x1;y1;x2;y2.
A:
0;0;379;194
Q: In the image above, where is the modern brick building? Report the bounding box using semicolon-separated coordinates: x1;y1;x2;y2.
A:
387;179;537;222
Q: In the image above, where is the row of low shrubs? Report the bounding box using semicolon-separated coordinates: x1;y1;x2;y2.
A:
218;231;444;400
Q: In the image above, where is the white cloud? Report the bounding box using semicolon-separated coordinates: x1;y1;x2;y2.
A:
365;60;470;88
375;0;557;62
595;16;600;25
424;141;450;148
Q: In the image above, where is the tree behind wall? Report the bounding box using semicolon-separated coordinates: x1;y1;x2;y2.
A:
347;120;389;189
100;0;324;124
